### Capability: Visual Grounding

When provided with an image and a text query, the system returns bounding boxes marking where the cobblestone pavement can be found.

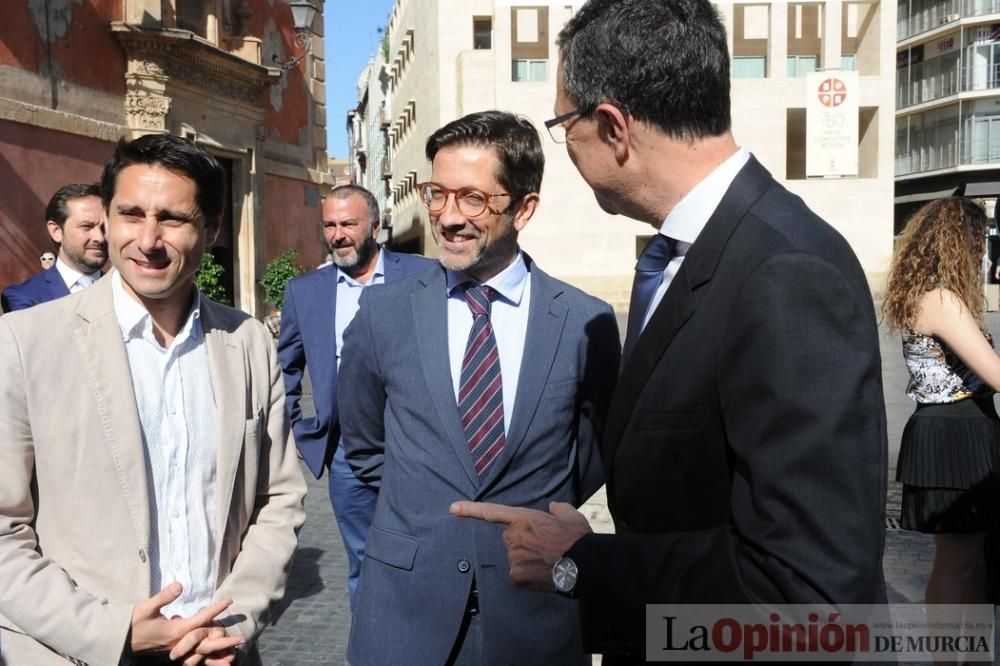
[259,312,1000,664]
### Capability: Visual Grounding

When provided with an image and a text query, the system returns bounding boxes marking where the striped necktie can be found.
[458,284,505,476]
[622,234,674,362]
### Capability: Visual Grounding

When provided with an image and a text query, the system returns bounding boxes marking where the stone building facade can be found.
[0,0,330,314]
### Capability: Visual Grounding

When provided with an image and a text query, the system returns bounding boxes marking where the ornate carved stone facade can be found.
[112,22,278,137]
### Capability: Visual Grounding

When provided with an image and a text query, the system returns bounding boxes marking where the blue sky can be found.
[324,0,397,159]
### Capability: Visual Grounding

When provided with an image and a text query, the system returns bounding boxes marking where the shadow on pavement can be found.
[268,546,326,626]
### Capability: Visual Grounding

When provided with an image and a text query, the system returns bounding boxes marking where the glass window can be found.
[473,17,492,50]
[786,55,818,77]
[733,56,767,78]
[512,59,547,82]
[841,55,857,71]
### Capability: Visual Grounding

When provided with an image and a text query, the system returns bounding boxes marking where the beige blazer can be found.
[0,276,306,665]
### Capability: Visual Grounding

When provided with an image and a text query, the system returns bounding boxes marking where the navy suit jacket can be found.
[1,266,70,313]
[339,257,621,665]
[566,157,887,661]
[276,248,434,479]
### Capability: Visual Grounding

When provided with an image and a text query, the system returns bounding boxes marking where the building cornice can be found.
[0,96,123,143]
[110,22,281,108]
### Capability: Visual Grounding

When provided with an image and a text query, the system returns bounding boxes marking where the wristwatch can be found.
[552,556,578,597]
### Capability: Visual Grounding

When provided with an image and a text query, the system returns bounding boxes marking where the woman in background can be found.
[883,197,1000,614]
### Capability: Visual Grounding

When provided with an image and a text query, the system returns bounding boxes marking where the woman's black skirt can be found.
[896,396,1000,534]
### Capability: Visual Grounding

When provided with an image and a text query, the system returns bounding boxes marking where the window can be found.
[733,56,767,78]
[841,55,857,71]
[473,17,492,50]
[510,7,549,82]
[786,55,818,77]
[513,59,547,82]
[734,5,770,78]
[788,3,822,77]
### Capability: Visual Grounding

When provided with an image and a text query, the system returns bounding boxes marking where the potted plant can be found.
[258,249,302,337]
[194,251,231,305]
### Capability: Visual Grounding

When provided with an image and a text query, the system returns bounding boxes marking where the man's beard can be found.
[332,235,377,274]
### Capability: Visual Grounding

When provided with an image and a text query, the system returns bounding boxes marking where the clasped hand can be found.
[129,582,244,665]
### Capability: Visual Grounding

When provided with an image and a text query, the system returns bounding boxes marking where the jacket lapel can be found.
[604,157,776,464]
[73,278,150,554]
[45,266,70,300]
[412,268,481,493]
[201,301,249,538]
[477,261,567,495]
[303,268,338,411]
[382,248,404,283]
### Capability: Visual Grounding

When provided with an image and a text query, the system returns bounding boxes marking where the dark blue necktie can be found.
[622,234,674,362]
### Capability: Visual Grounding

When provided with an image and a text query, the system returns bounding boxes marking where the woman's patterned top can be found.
[902,329,993,404]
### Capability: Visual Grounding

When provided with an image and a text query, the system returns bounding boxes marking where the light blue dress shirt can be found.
[335,250,386,371]
[445,251,531,436]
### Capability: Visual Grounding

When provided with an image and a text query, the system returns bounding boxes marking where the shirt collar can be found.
[659,147,750,247]
[55,256,99,289]
[446,250,528,306]
[111,270,203,348]
[337,247,385,287]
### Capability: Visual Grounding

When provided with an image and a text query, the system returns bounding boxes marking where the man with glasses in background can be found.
[338,110,620,665]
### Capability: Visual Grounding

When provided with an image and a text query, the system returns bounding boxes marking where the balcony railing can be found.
[898,0,1000,41]
[897,63,1000,108]
[896,136,1000,175]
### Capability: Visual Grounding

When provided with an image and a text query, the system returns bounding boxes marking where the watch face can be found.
[552,557,578,593]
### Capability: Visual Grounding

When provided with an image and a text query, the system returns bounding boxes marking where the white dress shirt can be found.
[55,256,100,293]
[335,250,386,371]
[446,252,531,435]
[641,147,751,332]
[112,271,218,619]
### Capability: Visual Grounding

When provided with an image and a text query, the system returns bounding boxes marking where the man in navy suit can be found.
[453,1,887,663]
[276,184,432,608]
[2,183,107,312]
[339,111,620,664]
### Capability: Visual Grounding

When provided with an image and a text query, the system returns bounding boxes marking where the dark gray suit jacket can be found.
[339,257,620,665]
[567,157,888,661]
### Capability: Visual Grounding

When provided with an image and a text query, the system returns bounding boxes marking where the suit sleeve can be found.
[568,252,886,654]
[575,304,620,502]
[339,292,387,488]
[0,317,135,665]
[215,329,307,642]
[275,283,309,444]
[1,287,32,313]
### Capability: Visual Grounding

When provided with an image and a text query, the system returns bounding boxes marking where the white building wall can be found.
[374,0,896,300]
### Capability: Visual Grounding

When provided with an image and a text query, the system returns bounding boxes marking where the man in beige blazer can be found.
[0,134,306,665]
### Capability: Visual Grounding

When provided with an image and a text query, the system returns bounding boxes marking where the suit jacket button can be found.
[139,548,147,563]
[457,559,471,573]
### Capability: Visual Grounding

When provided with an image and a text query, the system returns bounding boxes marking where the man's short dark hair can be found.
[45,183,101,228]
[557,0,731,141]
[100,134,226,224]
[326,184,380,230]
[425,110,544,210]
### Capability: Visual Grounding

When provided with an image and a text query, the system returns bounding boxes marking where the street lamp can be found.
[273,1,317,71]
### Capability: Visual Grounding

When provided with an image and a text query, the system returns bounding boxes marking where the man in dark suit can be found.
[277,184,432,608]
[452,0,888,661]
[2,183,107,312]
[339,111,620,664]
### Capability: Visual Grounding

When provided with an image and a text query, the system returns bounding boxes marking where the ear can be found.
[47,220,63,245]
[594,102,630,163]
[370,219,380,239]
[205,217,222,247]
[511,193,540,233]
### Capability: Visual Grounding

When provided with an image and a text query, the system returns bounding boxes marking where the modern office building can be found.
[351,0,896,300]
[895,0,1000,231]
